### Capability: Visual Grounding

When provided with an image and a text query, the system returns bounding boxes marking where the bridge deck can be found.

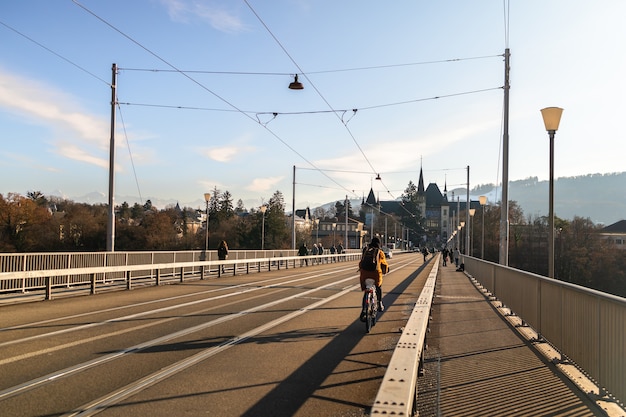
[416,260,607,416]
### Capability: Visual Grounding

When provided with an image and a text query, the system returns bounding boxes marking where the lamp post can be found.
[479,196,487,259]
[541,107,564,278]
[204,193,211,255]
[260,205,268,251]
[460,221,465,254]
[469,208,476,256]
[332,222,337,246]
[314,218,319,244]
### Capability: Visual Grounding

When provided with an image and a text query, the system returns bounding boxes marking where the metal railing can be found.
[0,249,361,301]
[464,256,626,408]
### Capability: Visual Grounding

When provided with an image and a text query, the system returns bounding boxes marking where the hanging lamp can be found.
[288,74,303,90]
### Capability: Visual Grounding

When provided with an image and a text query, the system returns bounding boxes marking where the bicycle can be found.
[361,278,378,333]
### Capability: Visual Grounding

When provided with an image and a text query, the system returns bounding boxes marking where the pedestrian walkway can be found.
[417,259,609,417]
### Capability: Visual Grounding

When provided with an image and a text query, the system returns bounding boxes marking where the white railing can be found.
[371,254,440,416]
[0,250,361,300]
[464,256,626,409]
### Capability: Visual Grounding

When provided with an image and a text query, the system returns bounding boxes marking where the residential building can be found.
[598,220,626,250]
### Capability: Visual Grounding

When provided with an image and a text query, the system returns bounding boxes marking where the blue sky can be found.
[1,1,625,212]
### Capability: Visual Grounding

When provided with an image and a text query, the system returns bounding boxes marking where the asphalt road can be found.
[0,252,432,417]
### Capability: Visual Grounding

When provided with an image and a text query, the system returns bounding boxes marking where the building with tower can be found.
[362,167,478,249]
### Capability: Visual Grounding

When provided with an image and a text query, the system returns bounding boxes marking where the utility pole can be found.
[106,63,117,252]
[292,165,296,250]
[466,166,470,256]
[500,48,511,266]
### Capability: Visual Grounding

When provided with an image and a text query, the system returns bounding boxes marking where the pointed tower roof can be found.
[417,166,425,194]
[365,188,377,205]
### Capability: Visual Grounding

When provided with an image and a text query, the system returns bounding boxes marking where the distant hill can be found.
[506,172,625,226]
[450,172,625,226]
[378,172,625,227]
[49,172,624,227]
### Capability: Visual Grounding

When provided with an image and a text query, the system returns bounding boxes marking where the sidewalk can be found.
[416,259,606,417]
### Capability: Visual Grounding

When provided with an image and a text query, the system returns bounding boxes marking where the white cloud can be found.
[204,144,256,162]
[245,176,284,192]
[1,150,60,172]
[55,143,108,168]
[206,146,238,162]
[161,0,247,33]
[0,70,108,146]
[0,68,114,169]
[317,118,499,175]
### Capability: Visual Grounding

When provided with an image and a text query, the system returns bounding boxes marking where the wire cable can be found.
[72,0,359,199]
[118,54,502,76]
[116,101,143,204]
[0,19,110,86]
[116,86,501,116]
[243,0,380,180]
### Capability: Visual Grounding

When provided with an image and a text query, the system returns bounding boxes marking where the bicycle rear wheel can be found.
[365,291,377,333]
[370,292,378,327]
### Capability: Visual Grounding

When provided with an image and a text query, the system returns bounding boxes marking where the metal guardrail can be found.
[0,249,361,301]
[464,256,626,408]
[371,253,440,416]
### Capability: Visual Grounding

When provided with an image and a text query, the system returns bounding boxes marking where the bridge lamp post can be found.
[315,218,320,244]
[260,205,268,251]
[204,193,211,256]
[332,222,337,245]
[541,107,563,279]
[479,196,487,259]
[469,208,476,256]
[460,221,465,254]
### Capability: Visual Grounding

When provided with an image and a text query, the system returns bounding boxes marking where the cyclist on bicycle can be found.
[359,237,389,314]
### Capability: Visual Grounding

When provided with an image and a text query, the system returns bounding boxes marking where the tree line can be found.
[468,201,625,298]
[0,189,294,253]
[1,186,624,298]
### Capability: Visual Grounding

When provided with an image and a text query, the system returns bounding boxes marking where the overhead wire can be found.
[118,54,501,76]
[243,0,380,182]
[242,2,503,203]
[116,102,143,204]
[115,86,502,117]
[71,0,359,199]
[7,2,504,209]
[0,19,110,87]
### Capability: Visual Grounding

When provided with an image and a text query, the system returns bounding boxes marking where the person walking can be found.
[298,243,308,266]
[454,247,460,267]
[337,242,344,261]
[442,247,448,266]
[217,240,229,273]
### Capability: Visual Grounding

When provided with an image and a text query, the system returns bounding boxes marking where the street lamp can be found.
[460,221,465,254]
[314,218,320,244]
[469,208,476,256]
[204,193,211,255]
[479,195,487,259]
[260,205,268,251]
[541,106,564,278]
[332,222,337,246]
